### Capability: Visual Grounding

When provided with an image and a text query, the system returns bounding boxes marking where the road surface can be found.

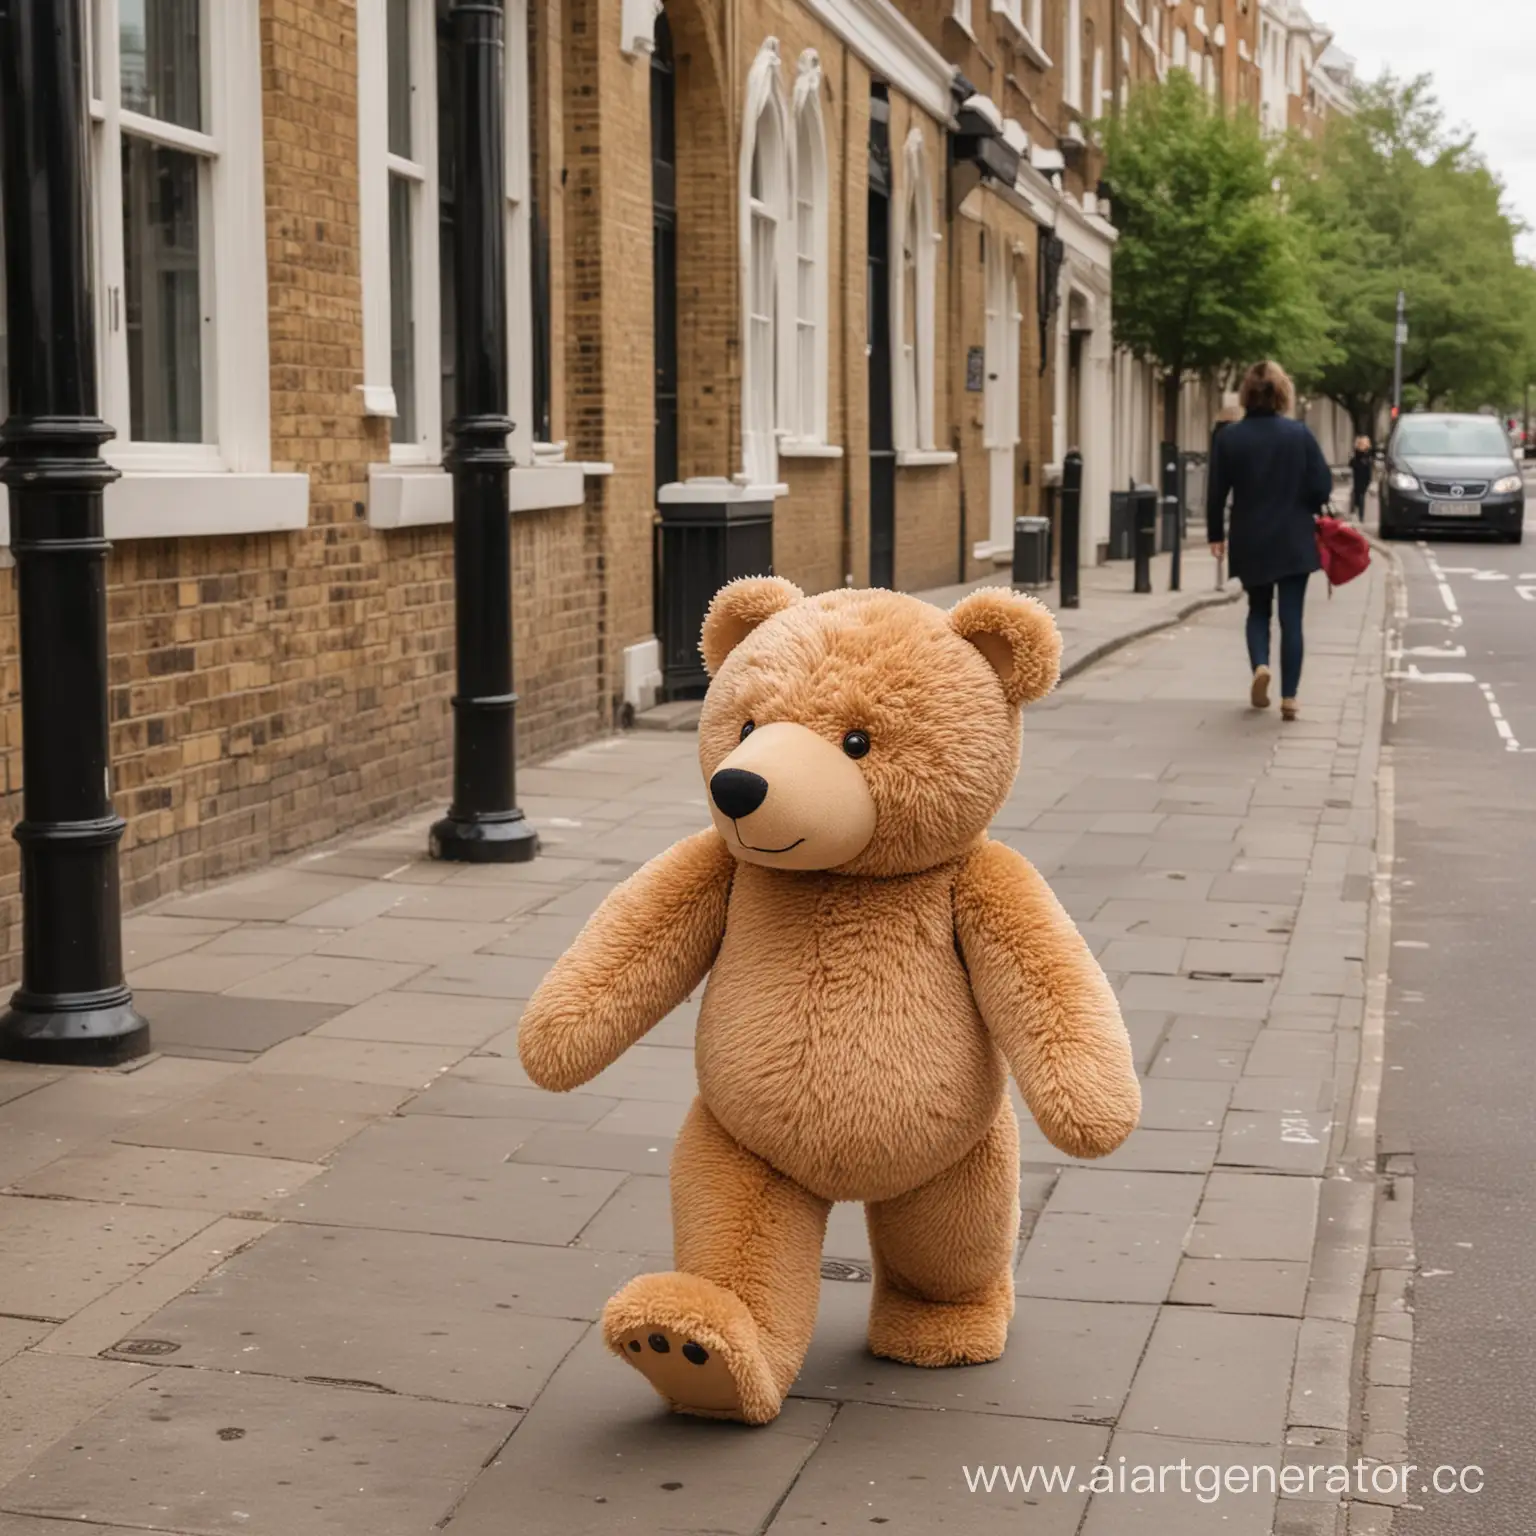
[1382,483,1536,1532]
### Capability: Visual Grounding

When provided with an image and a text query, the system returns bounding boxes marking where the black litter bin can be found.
[1108,490,1133,560]
[1012,516,1051,590]
[655,480,774,700]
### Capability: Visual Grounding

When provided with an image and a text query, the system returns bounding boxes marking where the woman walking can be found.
[1206,360,1334,722]
[1349,436,1374,520]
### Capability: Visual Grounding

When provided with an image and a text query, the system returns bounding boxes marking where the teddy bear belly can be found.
[694,964,1008,1205]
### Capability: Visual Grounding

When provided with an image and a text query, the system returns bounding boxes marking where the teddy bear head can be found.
[696,578,1062,879]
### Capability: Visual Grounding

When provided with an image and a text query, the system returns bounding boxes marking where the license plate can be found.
[1428,500,1481,517]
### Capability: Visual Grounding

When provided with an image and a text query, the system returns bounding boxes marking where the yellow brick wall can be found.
[0,0,604,979]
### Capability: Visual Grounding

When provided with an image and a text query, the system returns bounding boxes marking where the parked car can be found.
[1380,413,1527,544]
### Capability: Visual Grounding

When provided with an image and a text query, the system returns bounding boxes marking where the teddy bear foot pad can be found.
[603,1271,784,1424]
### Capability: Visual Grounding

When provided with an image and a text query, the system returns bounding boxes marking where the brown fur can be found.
[520,581,1141,1424]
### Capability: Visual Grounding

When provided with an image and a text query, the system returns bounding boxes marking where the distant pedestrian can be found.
[1349,435,1373,520]
[1206,360,1333,723]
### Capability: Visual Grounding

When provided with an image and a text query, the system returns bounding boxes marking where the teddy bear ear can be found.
[949,588,1062,706]
[700,576,807,677]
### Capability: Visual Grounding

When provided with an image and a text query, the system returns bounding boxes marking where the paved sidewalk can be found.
[0,563,1385,1536]
[640,550,1239,729]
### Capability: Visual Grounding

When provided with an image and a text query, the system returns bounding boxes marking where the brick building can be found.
[0,0,1356,981]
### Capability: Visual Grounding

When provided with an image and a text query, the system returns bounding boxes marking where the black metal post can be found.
[1132,484,1156,595]
[1059,450,1082,609]
[430,0,537,864]
[0,0,147,1063]
[1162,440,1181,592]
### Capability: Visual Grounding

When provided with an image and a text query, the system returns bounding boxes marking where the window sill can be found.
[991,5,1053,70]
[368,462,589,528]
[0,471,310,549]
[778,441,845,460]
[896,449,959,468]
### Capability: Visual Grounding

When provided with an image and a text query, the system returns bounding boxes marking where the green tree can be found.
[1103,70,1326,444]
[1288,76,1533,427]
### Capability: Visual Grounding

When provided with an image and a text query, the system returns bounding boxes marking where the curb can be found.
[1057,584,1242,683]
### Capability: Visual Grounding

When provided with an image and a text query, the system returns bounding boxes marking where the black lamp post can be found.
[0,0,148,1062]
[429,0,538,864]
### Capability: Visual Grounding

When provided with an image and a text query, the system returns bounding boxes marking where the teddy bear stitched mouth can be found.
[731,827,806,855]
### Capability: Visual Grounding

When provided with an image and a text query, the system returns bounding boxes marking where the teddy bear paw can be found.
[867,1272,1014,1369]
[602,1271,783,1424]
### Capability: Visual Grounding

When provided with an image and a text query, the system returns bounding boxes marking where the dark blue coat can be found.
[1206,412,1333,587]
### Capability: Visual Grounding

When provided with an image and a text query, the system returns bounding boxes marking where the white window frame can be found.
[1064,0,1083,108]
[0,0,308,545]
[892,127,937,456]
[785,50,831,452]
[739,39,792,489]
[1173,25,1188,69]
[358,0,584,525]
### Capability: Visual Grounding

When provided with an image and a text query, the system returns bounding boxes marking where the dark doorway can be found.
[867,84,895,588]
[1067,328,1084,453]
[651,13,678,492]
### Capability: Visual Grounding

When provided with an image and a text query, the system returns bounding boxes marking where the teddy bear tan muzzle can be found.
[707,721,877,870]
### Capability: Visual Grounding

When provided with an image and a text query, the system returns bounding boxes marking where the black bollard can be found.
[430,0,538,865]
[1059,450,1082,609]
[1162,441,1182,593]
[1132,483,1156,594]
[0,0,148,1063]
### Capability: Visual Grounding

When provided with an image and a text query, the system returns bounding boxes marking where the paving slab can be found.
[443,1329,834,1536]
[1079,1431,1283,1535]
[506,1125,677,1175]
[13,1143,321,1216]
[1,1370,515,1536]
[246,1034,466,1088]
[1186,1173,1322,1262]
[130,991,344,1058]
[1017,1210,1191,1304]
[309,990,513,1047]
[112,1073,407,1161]
[797,1280,1156,1424]
[276,1115,625,1243]
[223,954,425,1005]
[1119,1308,1300,1444]
[768,1399,1105,1533]
[130,1222,639,1406]
[0,1355,156,1490]
[0,1197,214,1320]
[1170,1257,1311,1317]
[398,953,553,1000]
[1218,1109,1332,1175]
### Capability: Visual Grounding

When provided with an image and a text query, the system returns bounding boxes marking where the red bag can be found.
[1315,515,1370,591]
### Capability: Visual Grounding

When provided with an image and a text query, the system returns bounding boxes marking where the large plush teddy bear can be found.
[518,578,1140,1424]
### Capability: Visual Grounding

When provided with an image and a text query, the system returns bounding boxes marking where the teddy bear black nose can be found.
[711,767,769,820]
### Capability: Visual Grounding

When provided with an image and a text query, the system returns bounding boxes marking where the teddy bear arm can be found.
[518,828,735,1092]
[954,840,1141,1159]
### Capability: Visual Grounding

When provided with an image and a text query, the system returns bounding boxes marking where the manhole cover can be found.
[113,1339,181,1357]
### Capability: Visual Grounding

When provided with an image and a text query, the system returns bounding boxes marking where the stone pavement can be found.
[0,562,1387,1536]
[639,550,1240,730]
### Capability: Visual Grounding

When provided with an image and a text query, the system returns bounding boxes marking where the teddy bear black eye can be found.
[842,730,870,759]
[740,720,755,741]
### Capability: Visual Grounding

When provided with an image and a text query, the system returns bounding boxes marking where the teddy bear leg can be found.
[602,1097,830,1424]
[864,1098,1020,1368]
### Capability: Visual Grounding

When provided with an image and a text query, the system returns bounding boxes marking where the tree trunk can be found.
[1162,371,1181,448]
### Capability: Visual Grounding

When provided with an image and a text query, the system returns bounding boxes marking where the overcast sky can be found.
[1319,0,1536,261]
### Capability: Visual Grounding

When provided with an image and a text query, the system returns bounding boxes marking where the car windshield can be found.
[1395,418,1510,458]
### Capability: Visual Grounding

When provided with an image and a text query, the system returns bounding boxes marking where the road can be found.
[1381,478,1536,1532]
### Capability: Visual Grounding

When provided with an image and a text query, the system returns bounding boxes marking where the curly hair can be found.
[1238,360,1295,417]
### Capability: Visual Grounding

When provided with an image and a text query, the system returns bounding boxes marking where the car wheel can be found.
[1378,524,1398,542]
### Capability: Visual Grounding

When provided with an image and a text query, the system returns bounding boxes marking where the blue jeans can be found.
[1246,573,1309,699]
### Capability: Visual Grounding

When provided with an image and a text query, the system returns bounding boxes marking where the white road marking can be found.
[1478,681,1521,752]
[1387,666,1475,683]
[1518,586,1536,602]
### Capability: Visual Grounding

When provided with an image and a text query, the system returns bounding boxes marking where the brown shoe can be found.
[1281,699,1298,722]
[1250,666,1272,710]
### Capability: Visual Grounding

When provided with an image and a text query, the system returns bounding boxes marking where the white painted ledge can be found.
[778,441,845,460]
[660,477,785,505]
[0,471,310,546]
[896,449,959,468]
[367,461,587,528]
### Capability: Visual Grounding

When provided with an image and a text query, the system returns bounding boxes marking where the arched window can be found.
[893,128,936,453]
[740,39,790,486]
[789,50,829,445]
